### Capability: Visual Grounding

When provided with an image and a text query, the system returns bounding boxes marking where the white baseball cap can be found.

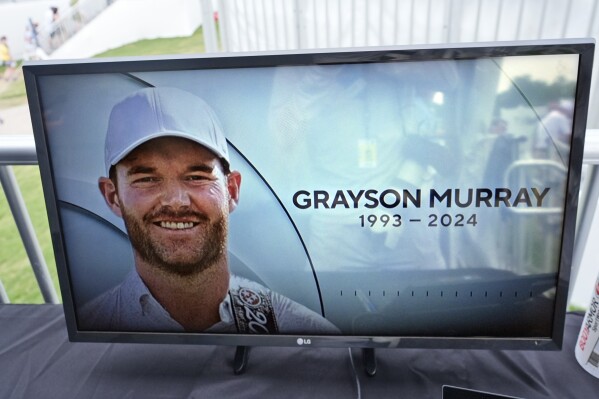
[104,86,229,176]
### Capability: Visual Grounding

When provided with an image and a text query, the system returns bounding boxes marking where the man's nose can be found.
[160,181,191,208]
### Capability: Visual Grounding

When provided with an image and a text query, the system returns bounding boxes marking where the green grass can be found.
[0,63,26,108]
[0,26,207,107]
[0,80,27,108]
[0,27,208,303]
[94,26,206,58]
[0,166,58,303]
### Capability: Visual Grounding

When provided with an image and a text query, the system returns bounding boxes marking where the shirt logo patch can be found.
[238,287,262,307]
[229,286,279,334]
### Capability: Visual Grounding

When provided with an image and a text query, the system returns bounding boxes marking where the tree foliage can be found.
[496,75,576,109]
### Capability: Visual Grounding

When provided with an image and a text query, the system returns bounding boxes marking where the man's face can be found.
[99,137,240,276]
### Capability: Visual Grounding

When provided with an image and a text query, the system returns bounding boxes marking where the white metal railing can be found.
[213,0,598,52]
[36,0,119,55]
[0,136,58,304]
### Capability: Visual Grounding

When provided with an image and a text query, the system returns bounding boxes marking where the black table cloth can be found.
[1,305,598,398]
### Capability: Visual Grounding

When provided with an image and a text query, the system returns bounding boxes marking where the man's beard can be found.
[121,206,228,277]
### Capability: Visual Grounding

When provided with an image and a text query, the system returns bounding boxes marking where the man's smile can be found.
[157,221,198,230]
[145,209,208,232]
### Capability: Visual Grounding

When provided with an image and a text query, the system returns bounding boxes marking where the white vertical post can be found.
[250,0,261,50]
[537,0,549,38]
[515,0,525,40]
[0,280,9,304]
[444,0,454,42]
[217,0,230,52]
[351,0,356,46]
[409,0,415,45]
[324,0,330,48]
[271,0,281,49]
[201,0,219,52]
[394,0,400,44]
[426,0,432,43]
[364,0,370,45]
[494,0,504,41]
[587,0,599,36]
[293,0,307,49]
[561,0,573,37]
[474,0,482,41]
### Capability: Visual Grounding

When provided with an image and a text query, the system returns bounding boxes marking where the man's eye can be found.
[187,175,210,181]
[133,176,160,184]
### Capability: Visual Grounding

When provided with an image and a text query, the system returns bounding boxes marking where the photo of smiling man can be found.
[79,86,339,335]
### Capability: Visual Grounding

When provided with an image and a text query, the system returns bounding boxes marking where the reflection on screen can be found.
[264,55,577,334]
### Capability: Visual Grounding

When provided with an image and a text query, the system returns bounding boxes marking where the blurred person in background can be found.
[23,19,48,61]
[0,36,18,81]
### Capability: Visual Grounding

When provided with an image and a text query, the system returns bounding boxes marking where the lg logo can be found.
[297,338,311,345]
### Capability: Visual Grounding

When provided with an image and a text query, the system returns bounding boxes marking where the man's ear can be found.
[98,177,123,217]
[227,171,242,213]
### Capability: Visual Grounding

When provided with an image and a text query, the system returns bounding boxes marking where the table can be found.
[1,305,598,398]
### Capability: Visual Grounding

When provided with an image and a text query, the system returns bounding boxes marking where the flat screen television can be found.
[23,39,594,358]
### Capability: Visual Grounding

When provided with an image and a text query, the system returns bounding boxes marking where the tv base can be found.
[233,345,377,376]
[233,346,250,375]
[362,348,377,376]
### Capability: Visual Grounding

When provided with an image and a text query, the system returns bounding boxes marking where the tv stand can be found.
[233,346,250,374]
[362,348,377,376]
[234,346,377,376]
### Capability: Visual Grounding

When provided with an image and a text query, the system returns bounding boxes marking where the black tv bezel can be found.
[23,38,594,350]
